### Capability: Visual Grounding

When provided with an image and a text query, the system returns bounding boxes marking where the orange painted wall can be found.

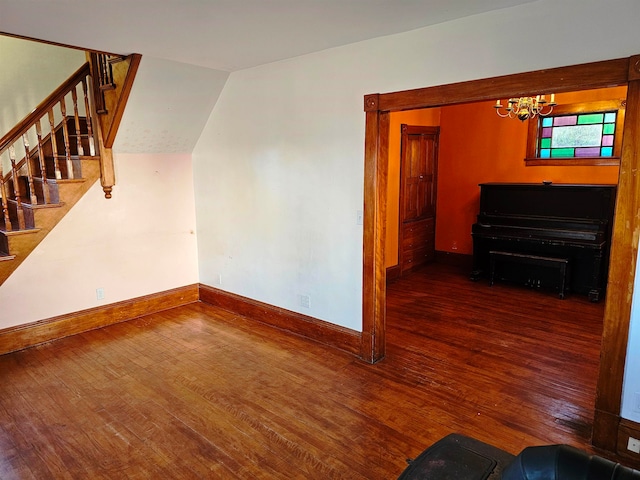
[435,87,625,256]
[385,87,625,267]
[386,109,441,268]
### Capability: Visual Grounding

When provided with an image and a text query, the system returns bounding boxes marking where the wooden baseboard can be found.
[435,250,473,269]
[593,408,621,452]
[386,252,472,283]
[0,284,199,355]
[386,265,401,283]
[616,418,640,468]
[199,283,361,356]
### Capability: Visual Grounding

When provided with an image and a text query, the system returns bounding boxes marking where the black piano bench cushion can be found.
[502,444,640,480]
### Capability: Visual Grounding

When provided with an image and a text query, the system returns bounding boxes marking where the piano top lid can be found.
[478,182,617,188]
[477,182,617,221]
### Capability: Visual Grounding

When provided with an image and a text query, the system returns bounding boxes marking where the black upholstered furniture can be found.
[398,434,640,480]
[502,444,640,480]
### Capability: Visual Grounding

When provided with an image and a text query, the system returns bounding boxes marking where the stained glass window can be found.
[538,111,617,158]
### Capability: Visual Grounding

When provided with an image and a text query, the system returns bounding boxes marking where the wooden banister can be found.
[0,50,140,233]
[0,60,111,236]
[0,63,90,153]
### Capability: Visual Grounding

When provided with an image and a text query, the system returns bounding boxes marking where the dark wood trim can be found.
[525,158,620,167]
[378,57,630,112]
[629,55,640,82]
[524,98,625,165]
[363,53,638,455]
[386,264,401,283]
[617,419,640,468]
[0,63,90,153]
[593,77,640,450]
[0,31,116,55]
[0,284,199,355]
[361,102,389,363]
[91,53,142,149]
[593,409,621,453]
[435,251,474,269]
[199,284,361,356]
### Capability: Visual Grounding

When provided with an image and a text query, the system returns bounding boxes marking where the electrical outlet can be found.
[356,210,363,225]
[96,288,105,300]
[628,437,640,454]
[299,294,311,309]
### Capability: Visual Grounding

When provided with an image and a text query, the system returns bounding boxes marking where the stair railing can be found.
[0,62,101,232]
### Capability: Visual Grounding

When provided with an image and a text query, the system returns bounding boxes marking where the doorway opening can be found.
[361,54,640,453]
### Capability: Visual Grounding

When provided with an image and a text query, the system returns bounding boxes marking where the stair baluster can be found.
[58,99,74,179]
[8,146,26,230]
[71,87,84,156]
[0,162,10,232]
[81,78,95,156]
[34,120,51,205]
[21,135,37,205]
[47,110,62,180]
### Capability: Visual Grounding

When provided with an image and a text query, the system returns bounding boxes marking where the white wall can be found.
[622,246,640,422]
[0,36,85,135]
[193,0,640,332]
[115,56,228,154]
[0,152,199,328]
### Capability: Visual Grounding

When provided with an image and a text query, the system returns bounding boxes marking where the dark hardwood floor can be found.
[0,262,606,479]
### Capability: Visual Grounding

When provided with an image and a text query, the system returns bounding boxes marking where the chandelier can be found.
[494,94,556,121]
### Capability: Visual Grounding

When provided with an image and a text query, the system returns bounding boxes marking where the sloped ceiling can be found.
[0,0,538,72]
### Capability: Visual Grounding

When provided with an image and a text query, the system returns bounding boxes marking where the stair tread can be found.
[0,226,41,235]
[7,197,64,209]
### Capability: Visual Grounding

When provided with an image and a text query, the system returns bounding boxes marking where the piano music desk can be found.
[489,250,570,299]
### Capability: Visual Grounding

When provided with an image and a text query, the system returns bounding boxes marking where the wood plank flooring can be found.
[0,263,607,479]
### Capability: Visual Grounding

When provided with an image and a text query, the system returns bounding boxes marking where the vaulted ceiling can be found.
[0,0,538,71]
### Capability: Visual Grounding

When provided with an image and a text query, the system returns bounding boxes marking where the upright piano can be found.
[470,183,617,301]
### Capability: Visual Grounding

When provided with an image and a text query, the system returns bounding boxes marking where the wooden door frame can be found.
[398,124,440,275]
[361,54,640,453]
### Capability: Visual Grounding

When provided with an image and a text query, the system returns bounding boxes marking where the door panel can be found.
[399,125,439,274]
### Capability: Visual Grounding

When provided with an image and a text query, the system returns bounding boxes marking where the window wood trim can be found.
[525,99,626,166]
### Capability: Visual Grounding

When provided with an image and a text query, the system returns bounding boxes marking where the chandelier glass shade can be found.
[494,94,557,121]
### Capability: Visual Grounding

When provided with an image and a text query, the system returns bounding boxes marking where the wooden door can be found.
[399,124,439,275]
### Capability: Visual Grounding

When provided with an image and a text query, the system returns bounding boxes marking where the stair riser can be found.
[0,233,9,255]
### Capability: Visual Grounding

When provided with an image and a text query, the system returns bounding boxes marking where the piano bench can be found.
[489,250,570,299]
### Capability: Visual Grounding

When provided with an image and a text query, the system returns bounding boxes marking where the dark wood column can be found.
[593,56,640,451]
[361,94,389,363]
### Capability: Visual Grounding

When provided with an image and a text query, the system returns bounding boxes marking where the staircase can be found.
[0,53,140,287]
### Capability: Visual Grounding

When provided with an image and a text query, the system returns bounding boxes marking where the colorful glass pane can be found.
[552,125,603,147]
[577,113,604,124]
[535,109,618,160]
[575,147,602,157]
[602,135,614,147]
[554,115,577,126]
[551,148,575,157]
